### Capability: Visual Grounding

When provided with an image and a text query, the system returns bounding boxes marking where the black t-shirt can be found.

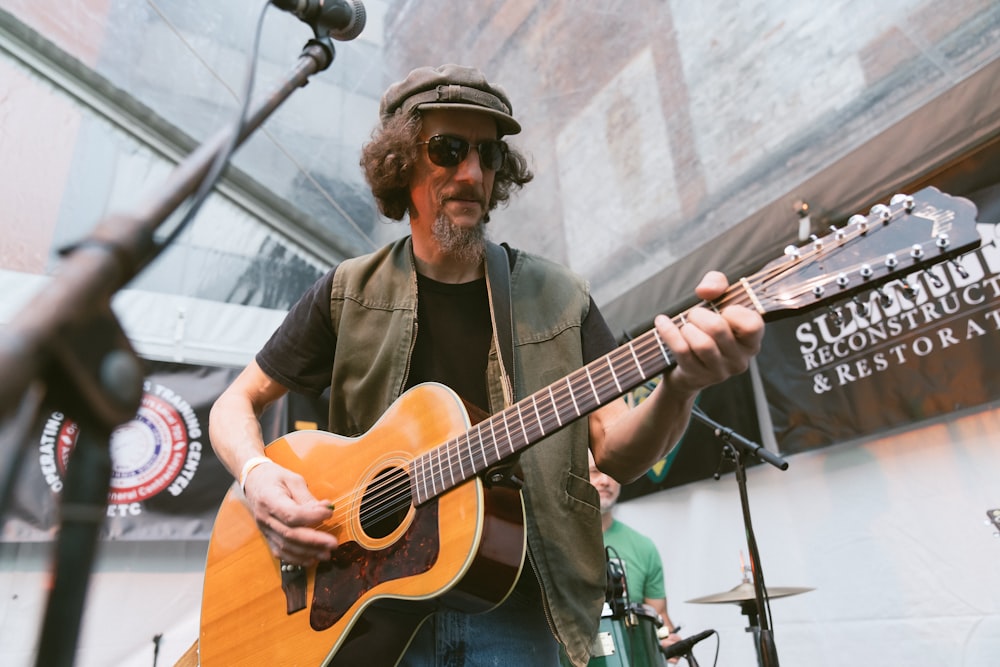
[256,261,618,414]
[408,272,493,411]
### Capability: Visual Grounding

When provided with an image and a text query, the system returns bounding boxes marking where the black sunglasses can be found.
[418,135,507,171]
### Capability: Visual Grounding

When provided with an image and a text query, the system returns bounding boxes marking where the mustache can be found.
[441,188,487,206]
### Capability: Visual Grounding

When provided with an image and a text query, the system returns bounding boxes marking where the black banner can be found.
[758,224,1000,454]
[3,360,281,541]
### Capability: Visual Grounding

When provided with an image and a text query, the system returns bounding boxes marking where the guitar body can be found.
[198,384,526,666]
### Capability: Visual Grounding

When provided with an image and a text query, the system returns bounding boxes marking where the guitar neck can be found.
[409,286,754,505]
[410,187,983,505]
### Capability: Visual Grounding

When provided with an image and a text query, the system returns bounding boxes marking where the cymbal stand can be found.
[690,405,788,667]
[737,599,767,667]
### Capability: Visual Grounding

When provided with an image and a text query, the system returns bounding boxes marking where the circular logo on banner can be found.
[37,381,204,511]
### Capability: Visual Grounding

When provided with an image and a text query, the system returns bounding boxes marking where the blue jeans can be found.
[398,570,561,667]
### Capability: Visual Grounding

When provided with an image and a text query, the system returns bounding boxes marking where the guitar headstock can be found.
[749,186,982,321]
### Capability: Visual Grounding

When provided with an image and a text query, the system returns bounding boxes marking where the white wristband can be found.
[239,456,273,494]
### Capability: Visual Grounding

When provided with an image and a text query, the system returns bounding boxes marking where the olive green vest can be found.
[327,237,605,666]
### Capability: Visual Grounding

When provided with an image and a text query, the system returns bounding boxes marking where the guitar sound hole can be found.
[359,466,412,539]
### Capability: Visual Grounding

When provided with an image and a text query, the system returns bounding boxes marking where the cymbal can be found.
[687,581,814,604]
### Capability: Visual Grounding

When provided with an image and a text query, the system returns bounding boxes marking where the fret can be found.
[425,455,435,503]
[445,441,457,488]
[628,342,646,378]
[424,454,433,503]
[548,385,562,426]
[516,403,529,446]
[565,377,580,416]
[489,416,501,463]
[456,436,469,481]
[501,411,513,459]
[531,394,544,436]
[653,331,672,366]
[462,439,473,481]
[427,449,439,499]
[608,354,623,394]
[480,421,497,466]
[412,455,423,505]
[466,430,482,473]
[584,366,600,404]
[436,447,446,495]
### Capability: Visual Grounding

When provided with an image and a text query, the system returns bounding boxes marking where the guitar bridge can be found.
[280,561,307,614]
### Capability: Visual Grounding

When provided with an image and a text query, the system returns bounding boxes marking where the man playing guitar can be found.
[207,63,763,666]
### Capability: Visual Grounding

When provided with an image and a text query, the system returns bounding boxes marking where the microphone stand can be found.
[690,405,787,667]
[0,33,340,667]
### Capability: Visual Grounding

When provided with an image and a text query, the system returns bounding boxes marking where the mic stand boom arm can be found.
[690,405,787,667]
[0,36,338,667]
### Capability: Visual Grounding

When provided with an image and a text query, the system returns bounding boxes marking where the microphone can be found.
[605,556,628,617]
[272,0,367,41]
[660,629,714,660]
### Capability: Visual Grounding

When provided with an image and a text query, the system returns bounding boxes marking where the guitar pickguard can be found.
[310,500,440,630]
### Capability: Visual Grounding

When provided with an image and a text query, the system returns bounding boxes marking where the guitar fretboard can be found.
[410,320,693,505]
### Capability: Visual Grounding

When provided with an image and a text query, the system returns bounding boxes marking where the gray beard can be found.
[431,214,486,264]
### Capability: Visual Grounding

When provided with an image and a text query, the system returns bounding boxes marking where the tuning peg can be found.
[848,214,869,233]
[784,245,801,259]
[876,287,893,308]
[827,306,844,326]
[852,296,870,318]
[949,258,969,279]
[899,280,919,299]
[870,204,892,222]
[885,253,899,269]
[910,244,925,259]
[889,193,915,211]
[936,232,951,249]
[925,269,944,288]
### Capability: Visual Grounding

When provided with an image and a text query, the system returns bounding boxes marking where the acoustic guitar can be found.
[194,187,981,666]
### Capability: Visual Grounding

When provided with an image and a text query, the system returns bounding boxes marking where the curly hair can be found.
[360,111,534,221]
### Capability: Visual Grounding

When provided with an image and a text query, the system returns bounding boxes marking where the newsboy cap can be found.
[379,64,521,136]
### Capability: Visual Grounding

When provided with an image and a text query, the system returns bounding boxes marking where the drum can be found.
[587,603,667,667]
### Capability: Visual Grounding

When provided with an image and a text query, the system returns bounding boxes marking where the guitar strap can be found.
[485,241,516,407]
[484,241,524,490]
